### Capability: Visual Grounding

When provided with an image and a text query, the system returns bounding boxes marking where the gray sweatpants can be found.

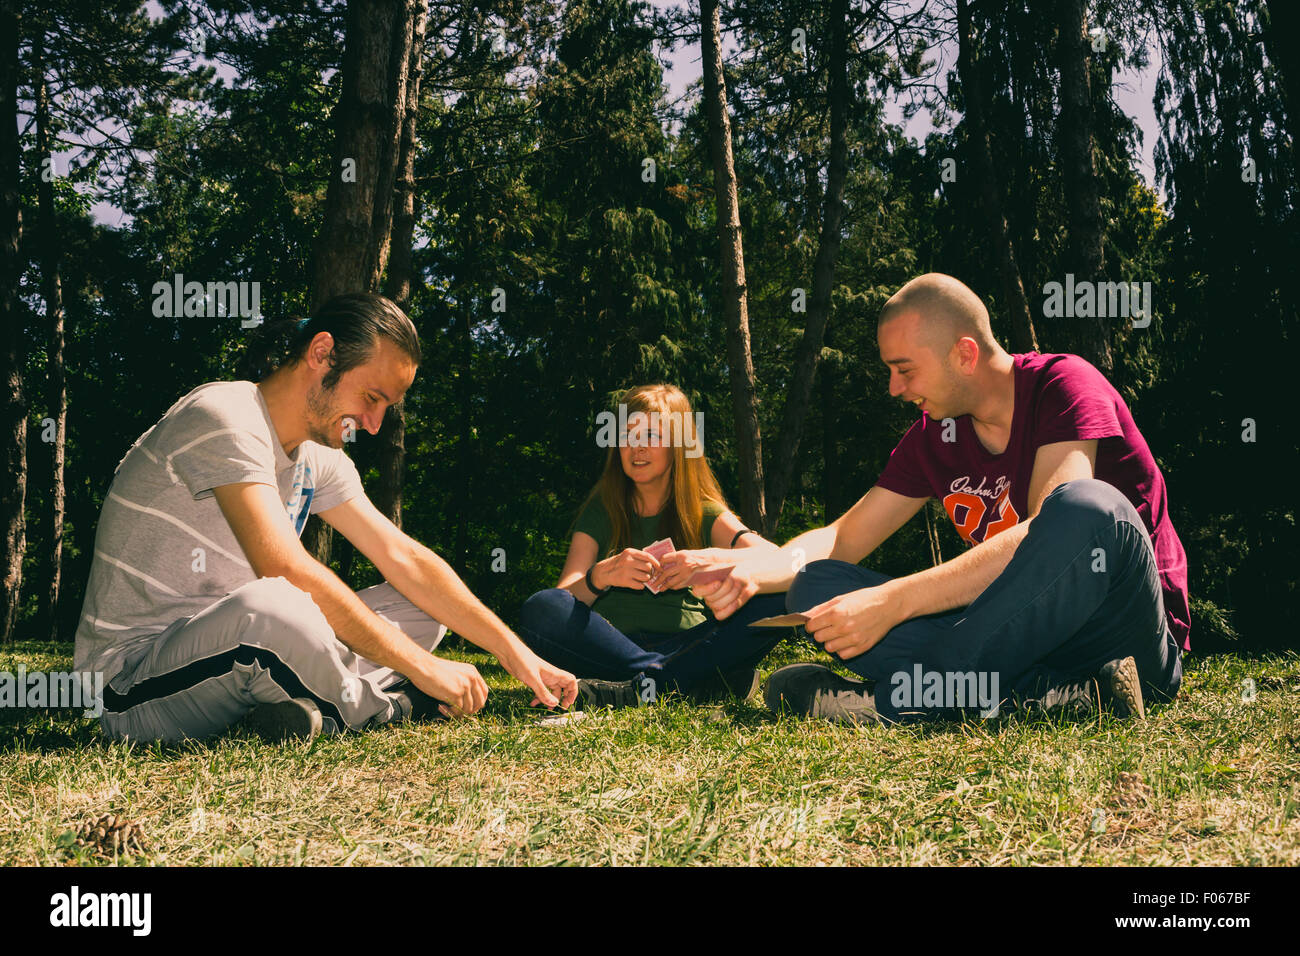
[100,576,447,743]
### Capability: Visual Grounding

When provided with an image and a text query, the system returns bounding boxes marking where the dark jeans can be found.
[785,478,1184,723]
[517,588,790,695]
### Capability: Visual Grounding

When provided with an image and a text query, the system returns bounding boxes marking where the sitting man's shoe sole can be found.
[764,663,883,726]
[243,697,323,743]
[1100,655,1145,720]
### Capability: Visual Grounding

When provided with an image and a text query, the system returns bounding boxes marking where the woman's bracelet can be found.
[729,528,753,548]
[586,564,610,595]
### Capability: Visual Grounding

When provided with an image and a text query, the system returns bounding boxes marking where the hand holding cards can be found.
[643,538,675,593]
[645,544,734,594]
[597,545,670,590]
[686,565,733,590]
[642,542,741,597]
[683,564,760,622]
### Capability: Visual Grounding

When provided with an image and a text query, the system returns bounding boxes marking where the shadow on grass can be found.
[0,681,1191,753]
[0,683,582,755]
[0,712,108,752]
[1,643,1281,756]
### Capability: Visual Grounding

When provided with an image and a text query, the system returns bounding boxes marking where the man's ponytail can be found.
[237,317,314,382]
[235,293,420,384]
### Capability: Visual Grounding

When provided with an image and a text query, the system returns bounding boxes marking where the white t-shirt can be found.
[74,381,364,683]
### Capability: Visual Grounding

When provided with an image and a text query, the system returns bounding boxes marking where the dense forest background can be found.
[2,0,1295,653]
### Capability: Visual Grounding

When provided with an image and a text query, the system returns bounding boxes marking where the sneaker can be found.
[1100,656,1146,720]
[1027,656,1145,721]
[385,678,450,722]
[577,674,657,710]
[763,663,884,726]
[686,666,761,704]
[243,697,324,743]
[1026,677,1102,717]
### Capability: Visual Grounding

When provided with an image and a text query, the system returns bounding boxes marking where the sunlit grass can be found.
[2,640,1296,865]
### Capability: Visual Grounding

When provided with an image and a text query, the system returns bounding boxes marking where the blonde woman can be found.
[518,385,789,708]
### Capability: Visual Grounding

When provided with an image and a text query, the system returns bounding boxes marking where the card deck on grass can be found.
[534,710,595,727]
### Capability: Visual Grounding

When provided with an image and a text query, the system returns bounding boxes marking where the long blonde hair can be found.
[582,384,728,556]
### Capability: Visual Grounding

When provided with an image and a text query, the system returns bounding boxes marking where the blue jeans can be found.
[785,479,1184,723]
[517,588,790,694]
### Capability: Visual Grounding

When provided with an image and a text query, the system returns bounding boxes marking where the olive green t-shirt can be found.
[575,497,725,637]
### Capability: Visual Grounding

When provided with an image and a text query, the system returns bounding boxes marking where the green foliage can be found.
[10,0,1296,651]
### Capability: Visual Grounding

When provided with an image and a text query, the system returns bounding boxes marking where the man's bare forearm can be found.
[891,519,1030,619]
[278,557,439,682]
[738,525,842,592]
[384,540,523,661]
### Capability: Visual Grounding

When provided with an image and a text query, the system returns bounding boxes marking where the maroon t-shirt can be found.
[876,352,1191,651]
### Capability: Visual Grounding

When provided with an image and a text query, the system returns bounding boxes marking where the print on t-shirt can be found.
[943,474,1022,543]
[285,461,315,536]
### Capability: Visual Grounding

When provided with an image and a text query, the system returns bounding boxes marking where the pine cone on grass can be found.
[71,813,150,857]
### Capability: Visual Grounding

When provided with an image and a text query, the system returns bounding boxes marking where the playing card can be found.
[749,612,811,627]
[643,538,675,593]
[687,566,733,589]
[644,538,675,559]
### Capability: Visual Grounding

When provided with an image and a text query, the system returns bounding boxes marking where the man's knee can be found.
[226,576,334,650]
[787,559,869,613]
[1039,478,1140,529]
[519,588,577,635]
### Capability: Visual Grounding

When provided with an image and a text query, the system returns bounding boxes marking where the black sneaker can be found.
[686,666,761,703]
[243,697,324,743]
[1026,677,1102,717]
[763,663,883,726]
[1026,656,1145,720]
[385,678,450,722]
[577,674,656,710]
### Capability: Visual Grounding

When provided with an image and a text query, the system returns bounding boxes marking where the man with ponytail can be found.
[75,292,577,743]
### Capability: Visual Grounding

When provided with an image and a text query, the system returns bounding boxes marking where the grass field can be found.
[2,640,1297,866]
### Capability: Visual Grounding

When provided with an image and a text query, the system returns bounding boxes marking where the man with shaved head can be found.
[692,273,1187,725]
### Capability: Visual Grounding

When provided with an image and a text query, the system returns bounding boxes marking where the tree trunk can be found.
[454,293,472,572]
[311,0,413,306]
[924,500,944,567]
[0,6,26,643]
[818,363,841,523]
[700,0,765,531]
[1262,0,1300,150]
[374,0,427,531]
[34,34,67,641]
[800,139,822,236]
[303,0,415,563]
[956,0,1039,354]
[1055,0,1112,371]
[765,0,851,535]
